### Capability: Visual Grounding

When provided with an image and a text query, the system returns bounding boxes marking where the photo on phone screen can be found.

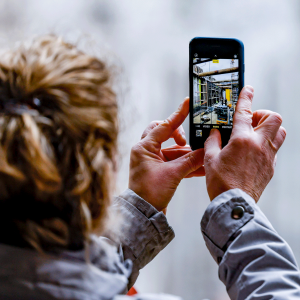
[193,57,238,126]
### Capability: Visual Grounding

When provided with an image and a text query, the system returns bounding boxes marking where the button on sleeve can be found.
[231,205,245,219]
[201,189,255,262]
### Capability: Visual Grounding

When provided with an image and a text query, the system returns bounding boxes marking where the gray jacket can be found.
[0,188,299,299]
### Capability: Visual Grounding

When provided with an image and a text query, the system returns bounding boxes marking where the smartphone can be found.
[189,37,244,150]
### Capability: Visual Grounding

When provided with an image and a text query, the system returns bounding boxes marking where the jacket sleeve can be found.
[111,189,175,289]
[201,188,300,300]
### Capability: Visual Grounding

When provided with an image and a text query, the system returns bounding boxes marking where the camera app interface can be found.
[192,56,239,125]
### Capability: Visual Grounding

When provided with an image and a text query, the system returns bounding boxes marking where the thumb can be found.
[232,85,254,134]
[169,148,204,179]
[204,129,222,162]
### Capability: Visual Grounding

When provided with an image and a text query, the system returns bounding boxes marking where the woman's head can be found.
[0,35,118,251]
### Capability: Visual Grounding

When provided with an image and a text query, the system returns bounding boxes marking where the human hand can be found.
[129,98,205,212]
[204,86,286,202]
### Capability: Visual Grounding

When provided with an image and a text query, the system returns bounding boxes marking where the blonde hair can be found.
[0,35,118,251]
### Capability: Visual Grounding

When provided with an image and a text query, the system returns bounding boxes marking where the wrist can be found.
[207,174,263,203]
[128,184,167,212]
[207,179,232,201]
[209,187,260,203]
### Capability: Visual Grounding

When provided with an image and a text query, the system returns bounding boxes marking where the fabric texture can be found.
[201,188,300,300]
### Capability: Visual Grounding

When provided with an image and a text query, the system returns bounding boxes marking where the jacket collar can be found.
[0,235,132,299]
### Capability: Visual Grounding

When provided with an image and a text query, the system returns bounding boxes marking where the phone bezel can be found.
[189,37,244,150]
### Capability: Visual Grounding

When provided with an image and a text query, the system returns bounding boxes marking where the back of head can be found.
[0,35,118,252]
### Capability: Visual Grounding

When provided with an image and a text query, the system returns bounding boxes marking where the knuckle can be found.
[235,108,253,122]
[243,107,253,117]
[267,139,278,153]
[162,118,172,128]
[142,121,161,138]
[231,134,252,148]
[131,143,143,156]
[159,118,176,133]
[265,126,286,153]
[264,139,275,153]
[141,131,148,139]
[150,120,160,126]
[279,126,287,140]
[270,112,283,125]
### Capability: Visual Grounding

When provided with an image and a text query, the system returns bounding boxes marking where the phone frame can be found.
[189,37,244,150]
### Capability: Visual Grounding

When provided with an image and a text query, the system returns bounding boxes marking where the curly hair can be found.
[0,35,118,252]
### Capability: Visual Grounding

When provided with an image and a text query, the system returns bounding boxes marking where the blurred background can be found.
[1,0,299,299]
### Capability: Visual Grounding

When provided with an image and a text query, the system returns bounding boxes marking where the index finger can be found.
[161,144,192,161]
[141,121,186,146]
[232,86,254,135]
[252,110,283,141]
[146,97,189,144]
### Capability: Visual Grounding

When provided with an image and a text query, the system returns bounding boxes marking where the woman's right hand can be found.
[204,86,286,202]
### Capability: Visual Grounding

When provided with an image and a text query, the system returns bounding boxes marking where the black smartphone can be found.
[189,37,244,150]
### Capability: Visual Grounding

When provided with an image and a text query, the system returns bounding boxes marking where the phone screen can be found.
[193,57,238,127]
[189,38,244,149]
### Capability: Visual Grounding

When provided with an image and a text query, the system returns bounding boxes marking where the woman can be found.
[0,35,204,299]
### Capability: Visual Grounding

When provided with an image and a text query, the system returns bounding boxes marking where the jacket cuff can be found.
[114,189,175,261]
[201,189,255,263]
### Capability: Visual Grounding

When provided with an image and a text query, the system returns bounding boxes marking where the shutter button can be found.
[231,206,244,219]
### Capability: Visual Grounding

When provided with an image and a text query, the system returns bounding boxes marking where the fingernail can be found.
[210,129,219,136]
[245,85,254,94]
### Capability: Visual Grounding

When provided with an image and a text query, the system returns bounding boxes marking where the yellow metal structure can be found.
[225,89,231,102]
[216,119,228,125]
[199,78,201,101]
